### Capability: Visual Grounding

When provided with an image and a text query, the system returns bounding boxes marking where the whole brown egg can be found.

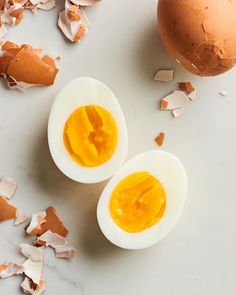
[157,0,236,76]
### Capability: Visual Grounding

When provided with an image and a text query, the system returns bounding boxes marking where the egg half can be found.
[97,150,187,250]
[48,77,128,183]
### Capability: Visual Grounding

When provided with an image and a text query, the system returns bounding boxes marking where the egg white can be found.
[48,77,128,183]
[97,150,188,250]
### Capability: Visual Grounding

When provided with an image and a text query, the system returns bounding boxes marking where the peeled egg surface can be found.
[97,150,188,250]
[48,77,128,184]
[158,0,236,76]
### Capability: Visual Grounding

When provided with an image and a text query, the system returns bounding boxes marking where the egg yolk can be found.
[110,172,166,233]
[63,105,118,167]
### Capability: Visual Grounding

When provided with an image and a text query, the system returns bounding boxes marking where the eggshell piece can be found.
[22,258,43,285]
[58,2,88,42]
[0,41,58,89]
[26,211,47,235]
[172,107,185,118]
[70,0,100,6]
[161,91,189,110]
[219,90,228,96]
[34,230,76,259]
[0,195,17,222]
[158,0,236,76]
[154,69,174,82]
[21,276,46,295]
[37,207,69,237]
[178,82,195,95]
[0,263,24,278]
[20,244,44,261]
[14,209,30,225]
[155,132,165,146]
[6,46,58,85]
[0,177,17,199]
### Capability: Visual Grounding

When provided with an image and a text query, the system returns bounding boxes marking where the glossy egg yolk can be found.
[110,172,166,233]
[64,105,118,167]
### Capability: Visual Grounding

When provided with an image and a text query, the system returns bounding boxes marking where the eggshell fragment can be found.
[70,0,100,6]
[20,244,44,261]
[26,211,47,235]
[154,69,174,82]
[21,276,46,295]
[14,209,30,225]
[161,91,189,110]
[155,132,165,146]
[219,90,228,96]
[0,177,17,199]
[58,0,89,42]
[0,41,58,90]
[172,107,185,118]
[178,82,195,94]
[188,89,197,101]
[22,259,43,285]
[0,195,17,222]
[0,263,24,278]
[26,207,68,237]
[34,230,76,259]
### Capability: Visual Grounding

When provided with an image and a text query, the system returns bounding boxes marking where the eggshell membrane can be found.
[97,150,187,250]
[48,77,128,184]
[158,0,236,76]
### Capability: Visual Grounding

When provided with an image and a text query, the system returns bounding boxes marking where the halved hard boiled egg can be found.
[97,150,187,249]
[48,77,128,183]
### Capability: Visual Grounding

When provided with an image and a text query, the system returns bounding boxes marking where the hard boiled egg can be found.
[158,0,236,76]
[97,150,187,249]
[48,77,128,183]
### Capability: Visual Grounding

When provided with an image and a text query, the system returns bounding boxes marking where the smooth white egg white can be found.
[48,77,128,184]
[97,150,188,250]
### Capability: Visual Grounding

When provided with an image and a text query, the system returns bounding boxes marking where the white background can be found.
[0,0,236,294]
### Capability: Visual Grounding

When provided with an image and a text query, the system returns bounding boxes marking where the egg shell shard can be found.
[70,0,100,6]
[36,207,69,237]
[21,276,46,295]
[161,91,189,110]
[158,0,236,76]
[0,41,58,89]
[22,259,43,285]
[26,207,68,237]
[20,244,44,261]
[154,69,174,82]
[172,107,185,118]
[97,150,188,250]
[178,82,195,94]
[58,1,89,42]
[0,177,17,199]
[34,230,76,259]
[0,195,17,222]
[14,209,30,225]
[219,90,228,96]
[154,132,165,146]
[0,263,24,278]
[48,77,128,184]
[188,89,197,101]
[26,211,47,235]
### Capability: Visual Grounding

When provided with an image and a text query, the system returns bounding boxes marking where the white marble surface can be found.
[1,0,236,294]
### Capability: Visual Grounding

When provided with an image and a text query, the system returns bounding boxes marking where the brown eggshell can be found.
[6,46,58,85]
[157,0,236,76]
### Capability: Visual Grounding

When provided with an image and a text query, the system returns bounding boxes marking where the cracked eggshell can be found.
[48,77,128,184]
[158,0,236,76]
[97,150,188,250]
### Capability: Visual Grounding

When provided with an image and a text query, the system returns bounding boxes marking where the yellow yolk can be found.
[63,105,118,167]
[110,172,166,233]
